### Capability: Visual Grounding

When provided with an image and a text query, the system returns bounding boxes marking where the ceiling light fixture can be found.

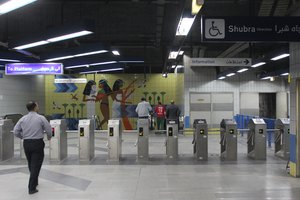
[45,50,108,62]
[169,51,179,59]
[0,58,20,62]
[171,65,176,69]
[271,53,290,61]
[176,17,195,36]
[281,72,289,76]
[0,0,37,15]
[226,73,235,77]
[218,76,226,80]
[47,30,92,42]
[100,68,123,72]
[112,50,120,56]
[237,68,248,73]
[178,51,184,55]
[251,62,266,68]
[261,76,271,80]
[65,64,89,69]
[118,60,144,63]
[79,70,100,74]
[90,61,117,66]
[14,41,49,50]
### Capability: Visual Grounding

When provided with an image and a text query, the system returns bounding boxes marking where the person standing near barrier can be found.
[135,97,152,118]
[166,100,181,124]
[155,101,166,130]
[13,101,52,195]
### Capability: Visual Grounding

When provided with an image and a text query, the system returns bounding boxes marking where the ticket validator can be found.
[247,118,266,160]
[137,119,149,160]
[107,119,122,162]
[166,119,178,159]
[274,118,290,160]
[49,119,67,162]
[0,119,14,161]
[78,119,95,163]
[220,119,237,161]
[193,119,208,161]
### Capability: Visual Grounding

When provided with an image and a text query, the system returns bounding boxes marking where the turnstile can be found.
[0,119,14,161]
[220,119,237,161]
[107,119,122,162]
[275,118,290,160]
[49,119,67,162]
[137,119,149,160]
[193,119,208,161]
[166,119,178,159]
[247,118,266,160]
[78,119,95,163]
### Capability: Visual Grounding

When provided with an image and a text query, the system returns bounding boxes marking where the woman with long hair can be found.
[82,80,97,118]
[96,79,112,129]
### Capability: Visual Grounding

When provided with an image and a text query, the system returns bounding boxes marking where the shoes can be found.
[29,189,38,195]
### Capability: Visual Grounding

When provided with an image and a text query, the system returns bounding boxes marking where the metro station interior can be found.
[1,0,300,199]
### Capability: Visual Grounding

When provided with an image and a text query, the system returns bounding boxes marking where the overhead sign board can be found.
[54,78,87,84]
[190,58,252,67]
[202,16,300,42]
[5,63,63,75]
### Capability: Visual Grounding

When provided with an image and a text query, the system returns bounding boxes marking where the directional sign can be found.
[202,16,300,42]
[190,58,252,67]
[54,78,87,84]
[5,63,63,75]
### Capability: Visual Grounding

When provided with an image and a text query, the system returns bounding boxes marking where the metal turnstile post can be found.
[193,119,208,161]
[78,119,95,163]
[247,118,266,160]
[166,119,178,159]
[49,119,67,162]
[107,119,122,162]
[220,119,237,161]
[0,119,14,161]
[275,118,290,160]
[137,119,149,160]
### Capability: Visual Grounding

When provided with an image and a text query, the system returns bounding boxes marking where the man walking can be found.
[13,101,52,194]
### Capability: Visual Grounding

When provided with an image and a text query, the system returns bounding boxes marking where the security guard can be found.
[13,101,52,194]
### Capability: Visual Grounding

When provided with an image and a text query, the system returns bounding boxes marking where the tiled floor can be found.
[0,132,297,200]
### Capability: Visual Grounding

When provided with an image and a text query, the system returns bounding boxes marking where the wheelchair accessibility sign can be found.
[205,19,225,39]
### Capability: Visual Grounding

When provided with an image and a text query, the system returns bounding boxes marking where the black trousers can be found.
[23,139,45,192]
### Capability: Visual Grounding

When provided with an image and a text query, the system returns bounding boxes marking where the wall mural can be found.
[45,74,181,130]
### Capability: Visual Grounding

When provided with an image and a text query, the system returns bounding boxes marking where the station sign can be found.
[190,58,252,67]
[202,16,300,42]
[5,63,63,75]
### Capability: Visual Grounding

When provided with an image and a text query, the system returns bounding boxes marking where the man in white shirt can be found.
[135,97,152,118]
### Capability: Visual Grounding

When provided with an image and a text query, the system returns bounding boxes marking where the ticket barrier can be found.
[49,119,67,162]
[247,118,266,160]
[193,119,208,161]
[166,119,178,159]
[136,119,149,160]
[220,119,237,161]
[78,119,95,163]
[274,118,290,160]
[107,119,122,162]
[0,119,14,161]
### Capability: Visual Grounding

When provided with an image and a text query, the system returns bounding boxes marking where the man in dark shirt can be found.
[13,101,52,195]
[166,100,181,123]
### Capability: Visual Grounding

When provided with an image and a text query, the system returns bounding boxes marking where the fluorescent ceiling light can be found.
[218,76,226,80]
[261,76,271,80]
[251,62,266,68]
[226,73,235,77]
[46,55,74,62]
[178,51,184,55]
[47,30,92,42]
[100,68,123,72]
[271,53,290,61]
[90,61,117,66]
[119,60,144,63]
[191,0,203,15]
[176,17,195,36]
[79,70,100,74]
[281,73,289,76]
[45,50,108,62]
[237,68,248,73]
[14,41,49,50]
[65,64,89,69]
[74,50,108,57]
[171,65,176,69]
[112,50,120,56]
[0,58,20,62]
[0,0,37,15]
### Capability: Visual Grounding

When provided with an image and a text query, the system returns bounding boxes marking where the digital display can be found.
[80,127,84,137]
[168,127,173,136]
[5,63,63,75]
[139,127,143,136]
[259,129,263,134]
[51,127,55,137]
[229,129,234,134]
[109,127,114,136]
[200,129,205,134]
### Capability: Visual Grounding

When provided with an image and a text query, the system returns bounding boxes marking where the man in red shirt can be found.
[155,102,166,130]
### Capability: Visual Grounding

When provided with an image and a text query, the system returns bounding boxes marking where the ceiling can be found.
[0,0,297,76]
